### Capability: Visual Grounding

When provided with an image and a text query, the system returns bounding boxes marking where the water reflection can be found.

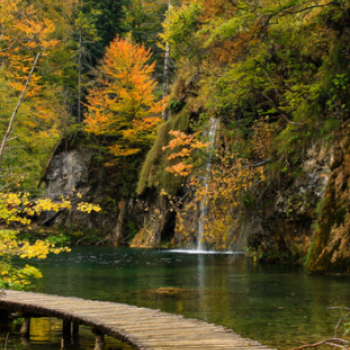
[9,247,350,350]
[197,254,208,321]
[0,317,135,350]
[167,249,245,254]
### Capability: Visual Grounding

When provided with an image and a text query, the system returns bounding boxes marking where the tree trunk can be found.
[114,201,126,246]
[77,21,82,123]
[162,0,171,121]
[0,52,41,169]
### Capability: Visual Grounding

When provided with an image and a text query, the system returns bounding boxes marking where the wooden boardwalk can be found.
[0,290,275,350]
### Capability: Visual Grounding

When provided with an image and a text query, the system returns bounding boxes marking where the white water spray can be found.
[166,249,245,255]
[197,117,218,250]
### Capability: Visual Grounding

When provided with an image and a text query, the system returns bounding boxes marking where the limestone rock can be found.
[308,131,350,273]
[42,148,118,233]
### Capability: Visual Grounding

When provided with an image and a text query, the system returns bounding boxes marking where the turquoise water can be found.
[2,247,350,350]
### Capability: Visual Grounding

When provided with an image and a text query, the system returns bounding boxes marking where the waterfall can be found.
[197,117,218,251]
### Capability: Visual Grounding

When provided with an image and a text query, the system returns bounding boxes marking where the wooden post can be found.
[94,331,105,350]
[0,309,9,321]
[20,317,31,337]
[72,321,80,345]
[62,320,71,336]
[20,336,30,347]
[73,321,79,336]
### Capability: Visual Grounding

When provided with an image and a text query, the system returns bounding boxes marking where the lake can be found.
[1,247,350,350]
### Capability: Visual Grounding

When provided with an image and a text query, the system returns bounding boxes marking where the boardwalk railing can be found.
[0,290,275,350]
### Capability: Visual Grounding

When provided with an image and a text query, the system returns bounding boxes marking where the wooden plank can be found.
[135,336,255,344]
[139,339,262,346]
[105,318,194,326]
[141,347,272,350]
[110,323,219,331]
[58,306,141,312]
[72,308,156,315]
[4,298,57,303]
[134,331,247,339]
[88,314,177,321]
[140,344,272,350]
[90,315,189,327]
[63,307,126,313]
[122,327,237,336]
[135,331,238,338]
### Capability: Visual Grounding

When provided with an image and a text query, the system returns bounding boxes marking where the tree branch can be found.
[260,92,304,126]
[0,52,41,169]
[291,338,349,350]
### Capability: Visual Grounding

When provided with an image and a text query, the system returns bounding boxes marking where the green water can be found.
[2,247,350,350]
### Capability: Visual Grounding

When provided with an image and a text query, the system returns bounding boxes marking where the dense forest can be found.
[2,0,350,289]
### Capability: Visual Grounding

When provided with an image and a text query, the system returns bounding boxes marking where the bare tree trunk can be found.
[0,52,41,169]
[77,0,82,123]
[114,201,127,246]
[162,0,171,121]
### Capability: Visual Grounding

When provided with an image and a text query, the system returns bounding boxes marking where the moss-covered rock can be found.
[137,108,190,196]
[308,130,350,274]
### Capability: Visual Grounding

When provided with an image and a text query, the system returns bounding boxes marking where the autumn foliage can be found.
[0,192,101,289]
[84,37,164,158]
[162,130,208,176]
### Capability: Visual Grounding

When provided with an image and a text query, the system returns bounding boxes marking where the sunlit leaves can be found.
[77,202,101,213]
[0,194,101,290]
[84,36,164,159]
[162,130,209,176]
[0,230,69,289]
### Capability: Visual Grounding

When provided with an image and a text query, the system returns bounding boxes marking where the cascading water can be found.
[167,118,245,255]
[197,117,218,251]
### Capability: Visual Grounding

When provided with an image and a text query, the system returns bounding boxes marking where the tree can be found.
[0,193,100,290]
[123,0,167,77]
[73,8,100,123]
[84,36,164,158]
[84,36,165,245]
[0,0,70,190]
[83,0,128,61]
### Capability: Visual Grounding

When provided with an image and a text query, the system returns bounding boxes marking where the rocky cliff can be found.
[134,136,332,262]
[307,129,350,273]
[42,146,119,234]
[248,144,331,263]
